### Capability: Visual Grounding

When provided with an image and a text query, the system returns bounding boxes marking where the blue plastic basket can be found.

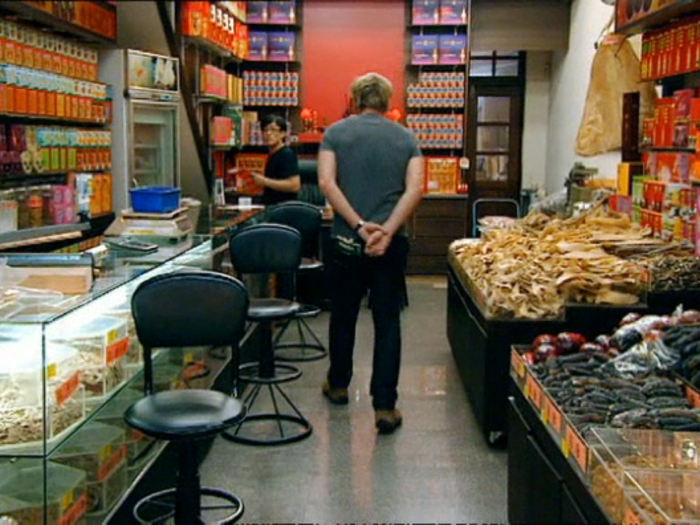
[130,187,181,213]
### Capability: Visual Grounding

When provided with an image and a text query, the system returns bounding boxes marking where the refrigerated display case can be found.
[100,49,181,213]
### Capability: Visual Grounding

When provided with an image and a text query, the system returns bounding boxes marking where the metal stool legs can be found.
[133,441,244,524]
[273,306,328,362]
[224,321,312,446]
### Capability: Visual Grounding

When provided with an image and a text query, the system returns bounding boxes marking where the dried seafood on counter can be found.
[645,255,700,292]
[451,206,649,318]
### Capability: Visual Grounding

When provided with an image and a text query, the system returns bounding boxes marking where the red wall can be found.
[301,0,405,127]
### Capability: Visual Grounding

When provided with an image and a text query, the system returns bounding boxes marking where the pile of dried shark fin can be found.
[450,203,650,319]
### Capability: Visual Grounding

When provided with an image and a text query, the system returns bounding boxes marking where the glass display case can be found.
[0,236,226,524]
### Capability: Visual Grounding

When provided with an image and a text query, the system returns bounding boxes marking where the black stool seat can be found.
[125,390,245,441]
[248,298,301,321]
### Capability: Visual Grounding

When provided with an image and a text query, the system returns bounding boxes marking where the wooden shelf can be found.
[246,22,301,29]
[0,0,116,45]
[183,35,243,63]
[195,95,229,105]
[0,113,109,127]
[640,146,696,153]
[616,0,700,36]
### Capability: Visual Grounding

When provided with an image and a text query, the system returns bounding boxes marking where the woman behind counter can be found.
[251,115,301,205]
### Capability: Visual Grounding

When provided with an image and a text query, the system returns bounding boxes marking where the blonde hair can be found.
[351,72,393,113]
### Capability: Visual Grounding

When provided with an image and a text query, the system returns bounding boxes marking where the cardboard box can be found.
[617,162,644,196]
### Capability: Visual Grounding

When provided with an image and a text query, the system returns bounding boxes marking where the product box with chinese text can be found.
[247,32,268,61]
[246,1,268,23]
[412,0,440,25]
[268,1,296,24]
[438,34,467,65]
[439,0,468,25]
[267,32,295,61]
[411,35,439,65]
[235,153,267,195]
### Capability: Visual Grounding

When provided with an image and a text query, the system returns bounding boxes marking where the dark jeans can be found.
[327,235,408,410]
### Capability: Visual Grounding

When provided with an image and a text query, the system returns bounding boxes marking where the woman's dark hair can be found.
[261,114,288,132]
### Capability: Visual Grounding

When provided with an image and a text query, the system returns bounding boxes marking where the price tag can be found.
[54,371,80,406]
[58,491,87,525]
[546,397,563,435]
[99,444,112,463]
[107,328,117,344]
[184,352,193,365]
[98,444,126,482]
[60,489,73,512]
[523,380,530,398]
[562,436,570,458]
[624,506,643,525]
[46,363,57,380]
[526,374,543,410]
[106,337,129,365]
[565,425,588,472]
[685,385,700,409]
[540,405,548,424]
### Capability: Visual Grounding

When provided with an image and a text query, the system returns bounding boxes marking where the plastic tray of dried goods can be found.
[0,461,88,524]
[85,459,127,515]
[129,362,185,394]
[0,343,84,447]
[52,422,125,482]
[588,444,627,523]
[55,316,130,398]
[587,427,700,478]
[94,389,155,465]
[104,306,142,367]
[624,470,700,524]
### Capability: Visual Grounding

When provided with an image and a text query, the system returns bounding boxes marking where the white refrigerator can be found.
[101,49,181,213]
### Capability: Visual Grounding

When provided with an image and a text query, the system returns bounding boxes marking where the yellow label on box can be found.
[61,489,73,512]
[99,444,112,463]
[562,437,570,458]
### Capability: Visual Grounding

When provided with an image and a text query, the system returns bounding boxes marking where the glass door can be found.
[129,101,180,189]
[467,82,523,231]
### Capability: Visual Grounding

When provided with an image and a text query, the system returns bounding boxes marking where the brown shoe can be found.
[375,409,403,434]
[322,382,349,405]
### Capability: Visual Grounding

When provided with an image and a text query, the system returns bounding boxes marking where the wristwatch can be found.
[354,219,365,232]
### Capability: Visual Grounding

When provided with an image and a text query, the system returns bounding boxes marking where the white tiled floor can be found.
[201,277,508,522]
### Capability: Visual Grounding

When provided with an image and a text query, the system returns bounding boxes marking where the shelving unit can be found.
[0,4,116,252]
[404,0,471,274]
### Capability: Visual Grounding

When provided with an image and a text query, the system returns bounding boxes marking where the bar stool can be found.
[223,223,313,446]
[125,271,249,525]
[267,201,328,362]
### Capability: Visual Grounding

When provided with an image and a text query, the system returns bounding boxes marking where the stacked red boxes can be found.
[642,15,700,81]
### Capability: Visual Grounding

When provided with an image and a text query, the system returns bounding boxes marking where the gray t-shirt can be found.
[320,113,421,239]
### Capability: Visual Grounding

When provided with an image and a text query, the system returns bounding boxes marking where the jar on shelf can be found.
[41,185,53,226]
[0,190,18,234]
[16,188,30,230]
[26,188,43,229]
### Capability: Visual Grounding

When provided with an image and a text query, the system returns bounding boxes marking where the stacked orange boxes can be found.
[182,2,247,60]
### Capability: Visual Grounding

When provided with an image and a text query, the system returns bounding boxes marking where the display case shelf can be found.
[0,0,117,45]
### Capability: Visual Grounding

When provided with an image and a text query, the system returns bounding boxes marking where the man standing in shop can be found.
[318,72,423,434]
[252,115,300,205]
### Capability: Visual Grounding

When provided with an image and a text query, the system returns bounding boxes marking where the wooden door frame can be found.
[466,71,526,234]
